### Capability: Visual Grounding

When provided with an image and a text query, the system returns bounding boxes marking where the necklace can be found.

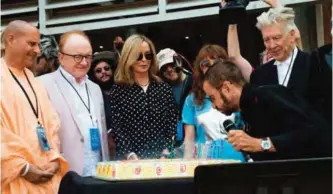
[137,81,150,87]
[135,79,150,87]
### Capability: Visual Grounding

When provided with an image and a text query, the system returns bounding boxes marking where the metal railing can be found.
[1,0,318,34]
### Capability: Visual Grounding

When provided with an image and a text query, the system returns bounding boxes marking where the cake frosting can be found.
[95,159,239,181]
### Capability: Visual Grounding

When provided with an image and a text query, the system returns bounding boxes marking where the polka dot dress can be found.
[108,81,178,159]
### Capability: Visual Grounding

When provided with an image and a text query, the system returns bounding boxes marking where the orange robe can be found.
[1,58,69,194]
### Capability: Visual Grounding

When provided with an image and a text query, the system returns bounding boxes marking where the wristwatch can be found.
[260,137,271,152]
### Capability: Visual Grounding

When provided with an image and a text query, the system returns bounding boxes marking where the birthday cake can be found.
[95,159,240,181]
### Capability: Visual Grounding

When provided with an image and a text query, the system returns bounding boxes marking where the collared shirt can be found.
[59,67,101,177]
[274,47,298,86]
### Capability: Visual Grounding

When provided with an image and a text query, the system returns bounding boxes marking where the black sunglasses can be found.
[160,63,176,73]
[95,66,111,73]
[137,53,154,61]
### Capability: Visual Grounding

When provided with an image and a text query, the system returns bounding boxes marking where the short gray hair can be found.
[256,6,296,33]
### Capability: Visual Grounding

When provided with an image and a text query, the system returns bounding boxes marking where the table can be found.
[59,171,195,194]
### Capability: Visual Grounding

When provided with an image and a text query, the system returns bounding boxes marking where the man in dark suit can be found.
[251,7,310,97]
[250,6,331,125]
[202,60,332,161]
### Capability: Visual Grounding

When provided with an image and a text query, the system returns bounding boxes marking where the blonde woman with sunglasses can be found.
[108,35,178,160]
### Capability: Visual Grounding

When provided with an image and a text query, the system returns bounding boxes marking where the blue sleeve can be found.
[182,94,196,125]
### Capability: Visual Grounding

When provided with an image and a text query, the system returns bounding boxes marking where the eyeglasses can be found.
[137,53,154,61]
[61,52,93,63]
[95,66,111,73]
[199,57,222,69]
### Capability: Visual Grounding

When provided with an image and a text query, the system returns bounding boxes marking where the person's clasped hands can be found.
[22,161,60,184]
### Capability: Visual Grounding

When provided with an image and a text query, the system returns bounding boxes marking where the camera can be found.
[224,0,250,8]
[219,0,252,25]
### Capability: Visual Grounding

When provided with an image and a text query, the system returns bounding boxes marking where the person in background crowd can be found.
[88,51,118,127]
[88,51,118,160]
[203,60,332,161]
[108,34,178,160]
[182,44,244,161]
[1,20,69,194]
[38,30,110,176]
[113,36,125,57]
[29,34,59,76]
[157,48,193,147]
[307,15,332,125]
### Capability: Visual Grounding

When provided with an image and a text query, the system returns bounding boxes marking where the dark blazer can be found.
[308,44,332,124]
[250,49,331,124]
[240,84,332,161]
[250,50,311,98]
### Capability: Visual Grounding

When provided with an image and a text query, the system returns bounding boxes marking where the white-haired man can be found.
[250,6,330,125]
[225,4,330,128]
[250,6,309,92]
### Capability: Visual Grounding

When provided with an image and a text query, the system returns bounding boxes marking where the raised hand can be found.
[263,0,281,7]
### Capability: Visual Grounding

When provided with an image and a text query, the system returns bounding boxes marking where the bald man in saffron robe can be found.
[1,20,69,194]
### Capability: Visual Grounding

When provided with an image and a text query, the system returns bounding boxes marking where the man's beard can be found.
[96,77,113,91]
[164,71,183,86]
[220,91,235,115]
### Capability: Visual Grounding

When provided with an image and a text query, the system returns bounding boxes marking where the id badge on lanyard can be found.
[37,125,51,151]
[90,127,101,151]
[9,69,51,151]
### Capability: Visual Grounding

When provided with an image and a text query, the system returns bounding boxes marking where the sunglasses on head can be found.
[137,53,154,61]
[199,57,222,69]
[95,66,111,73]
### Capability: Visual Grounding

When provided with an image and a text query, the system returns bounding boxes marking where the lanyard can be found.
[281,50,294,86]
[59,69,94,125]
[9,69,41,126]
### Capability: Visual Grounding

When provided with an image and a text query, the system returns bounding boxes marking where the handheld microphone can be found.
[223,119,236,132]
[223,119,253,162]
